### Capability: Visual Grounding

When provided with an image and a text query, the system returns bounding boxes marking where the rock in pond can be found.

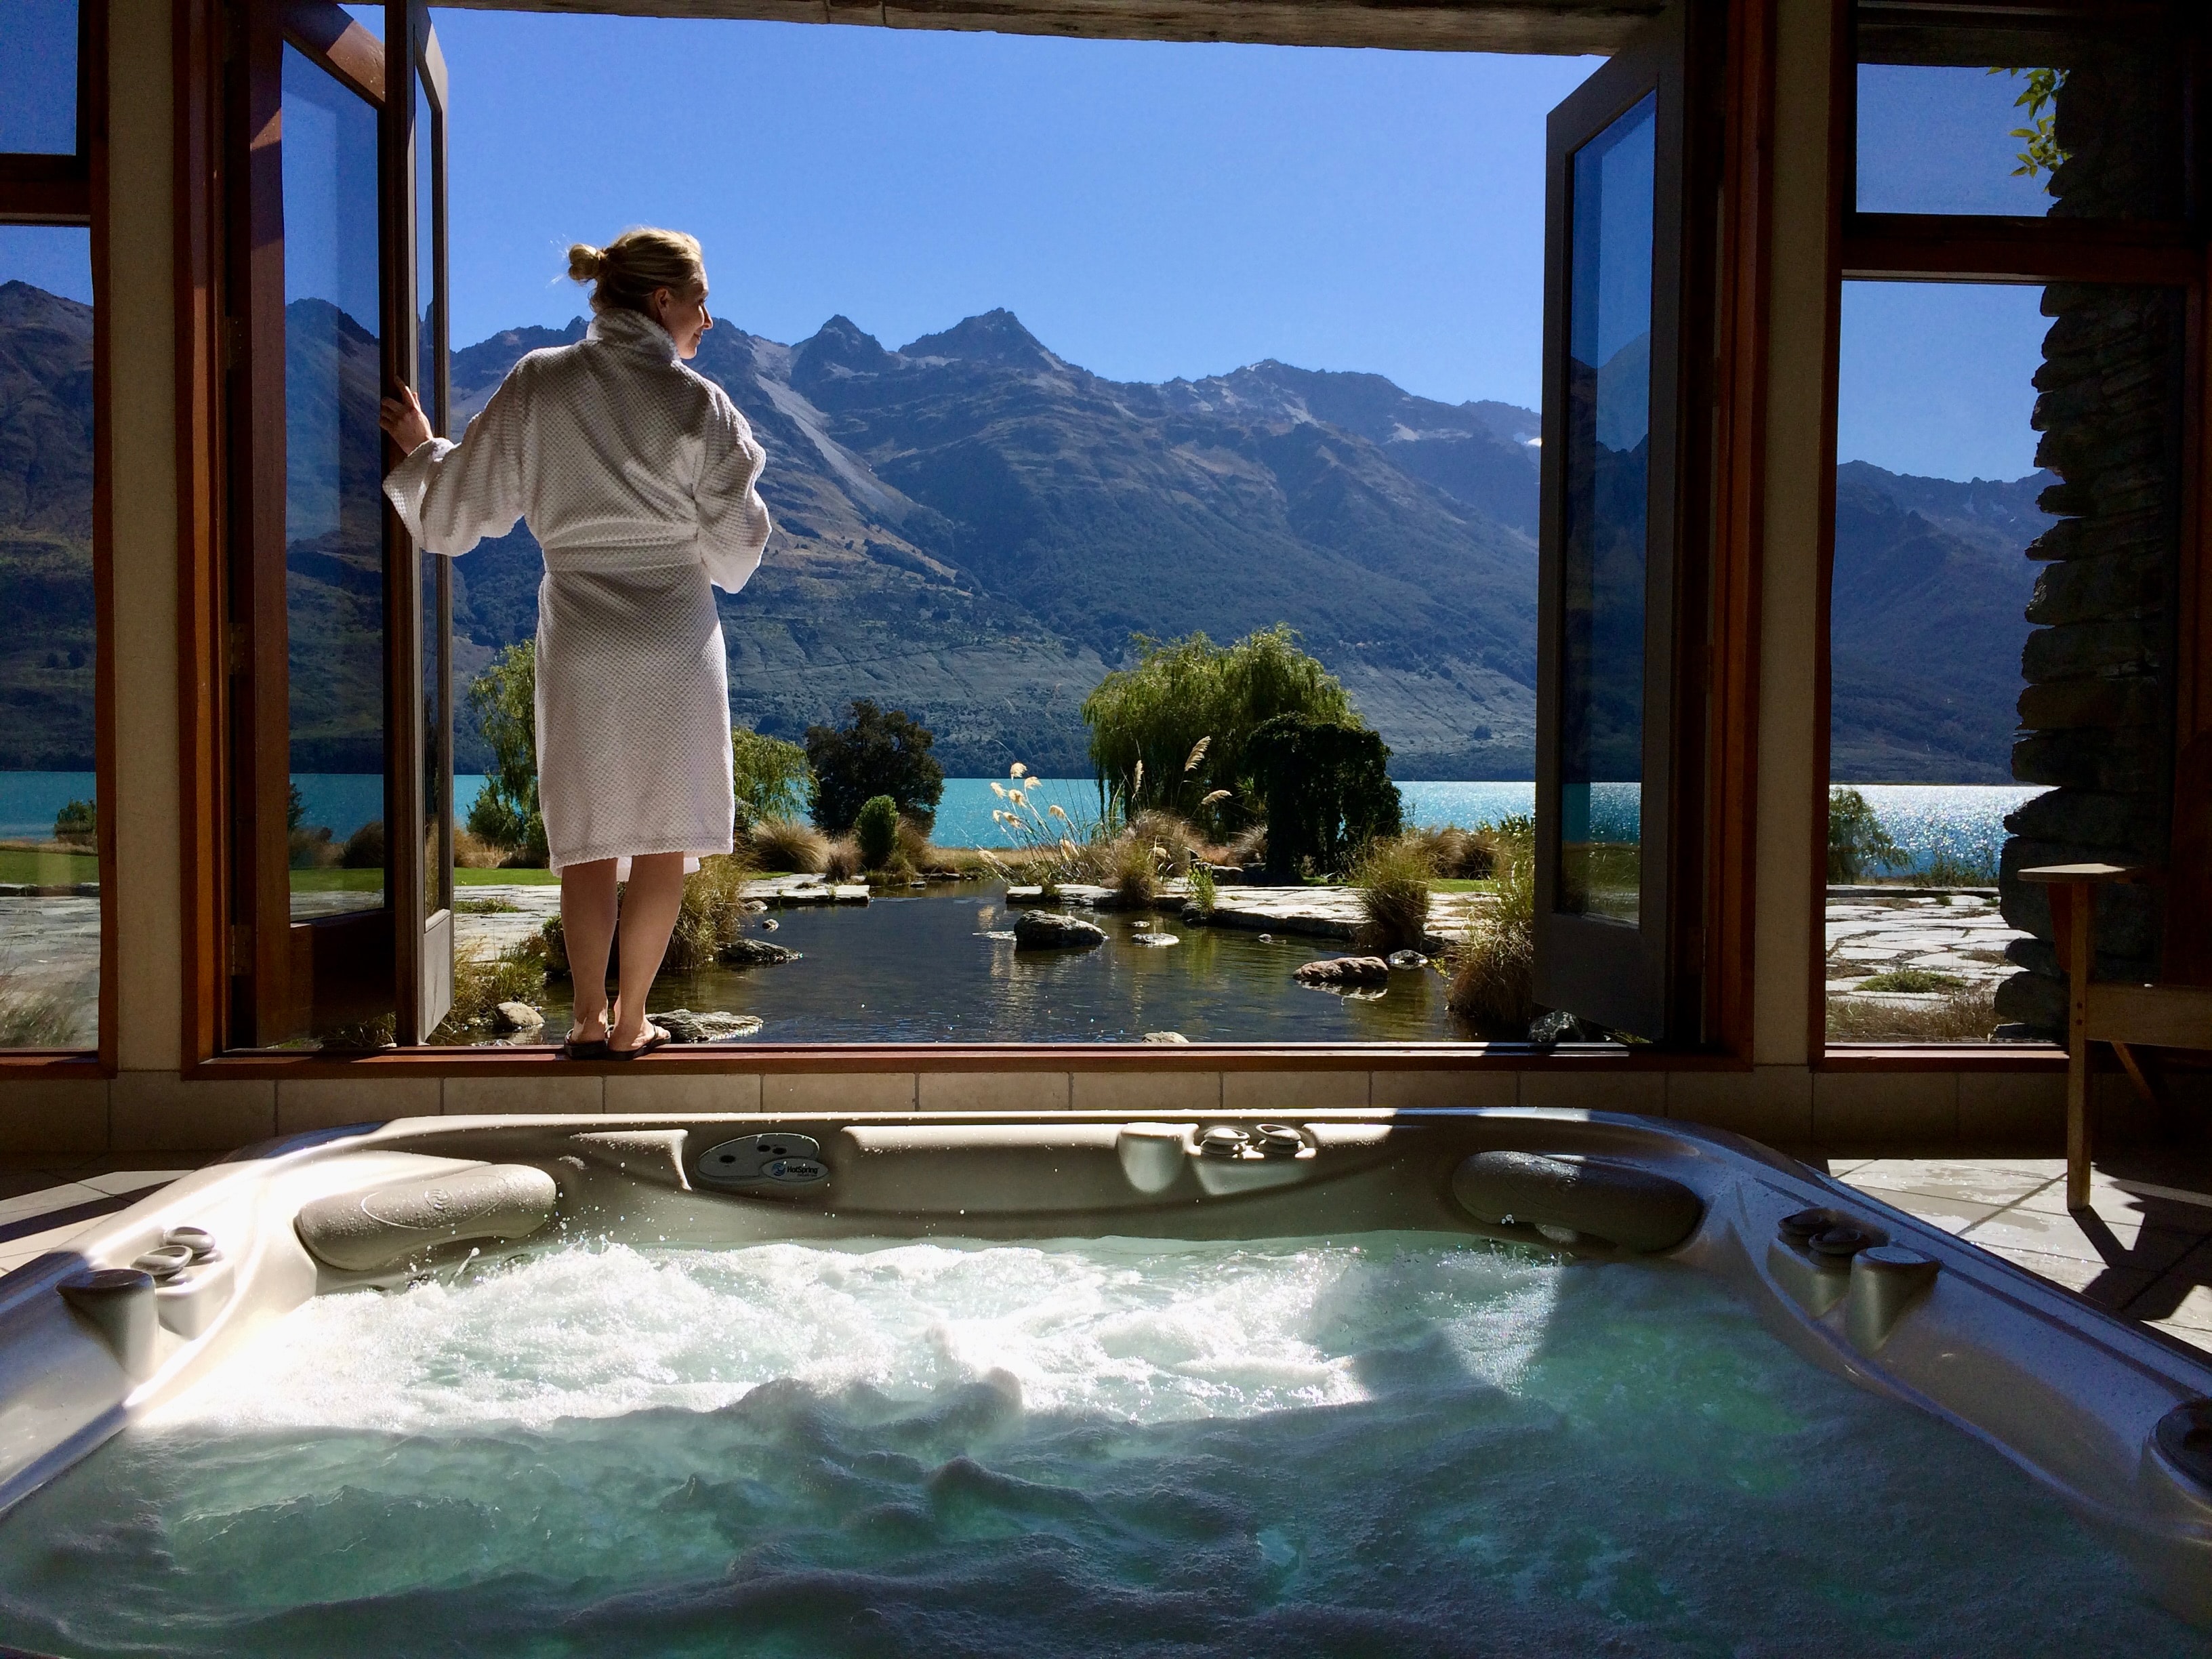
[1014,911,1107,950]
[718,937,803,968]
[659,1008,766,1042]
[1387,950,1427,970]
[1130,931,1179,947]
[1294,955,1391,988]
[491,1001,544,1033]
[1143,1030,1190,1044]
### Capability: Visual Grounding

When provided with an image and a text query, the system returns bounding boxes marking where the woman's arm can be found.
[696,392,773,594]
[380,372,527,558]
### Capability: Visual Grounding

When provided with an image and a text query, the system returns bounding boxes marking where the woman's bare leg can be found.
[610,853,687,1052]
[560,859,619,1043]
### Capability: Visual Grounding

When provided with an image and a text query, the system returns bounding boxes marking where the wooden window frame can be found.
[168,0,1777,1080]
[1812,0,2211,1071]
[0,0,116,1078]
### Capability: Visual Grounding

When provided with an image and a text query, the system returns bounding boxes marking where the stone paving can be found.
[1006,880,1494,951]
[1823,887,2028,1018]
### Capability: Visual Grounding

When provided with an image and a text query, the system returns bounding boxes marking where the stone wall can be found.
[1994,48,2186,1038]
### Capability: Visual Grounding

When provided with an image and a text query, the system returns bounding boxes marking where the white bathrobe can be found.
[383,307,772,874]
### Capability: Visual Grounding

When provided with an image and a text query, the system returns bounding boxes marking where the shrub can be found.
[342,819,386,869]
[748,815,829,874]
[1828,787,1906,884]
[733,726,812,828]
[52,798,94,848]
[1185,862,1218,916]
[288,825,340,869]
[1923,848,1999,886]
[1448,816,1536,1037]
[466,642,548,864]
[806,700,945,834]
[1402,824,1496,881]
[1245,713,1401,878]
[855,794,901,871]
[1855,967,1965,993]
[823,837,862,881]
[895,815,934,872]
[1128,809,1209,874]
[1083,625,1355,836]
[1352,837,1432,954]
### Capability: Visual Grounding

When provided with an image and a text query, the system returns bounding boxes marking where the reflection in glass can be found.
[0,230,98,1047]
[418,69,450,920]
[0,0,79,155]
[1854,28,2183,220]
[1556,91,1653,925]
[281,45,388,922]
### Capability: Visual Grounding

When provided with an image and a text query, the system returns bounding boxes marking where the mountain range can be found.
[0,278,2047,785]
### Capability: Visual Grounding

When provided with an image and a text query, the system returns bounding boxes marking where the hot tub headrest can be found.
[295,1163,558,1273]
[1451,1151,1703,1253]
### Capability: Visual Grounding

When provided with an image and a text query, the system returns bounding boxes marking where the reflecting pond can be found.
[535,884,1473,1044]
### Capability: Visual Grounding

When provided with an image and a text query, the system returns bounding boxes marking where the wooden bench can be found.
[2020,863,2212,1210]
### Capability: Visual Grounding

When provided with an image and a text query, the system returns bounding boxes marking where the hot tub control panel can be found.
[693,1132,832,1195]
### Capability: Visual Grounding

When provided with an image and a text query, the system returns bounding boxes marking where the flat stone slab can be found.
[1005,880,1489,950]
[1822,890,2031,1000]
[743,877,869,906]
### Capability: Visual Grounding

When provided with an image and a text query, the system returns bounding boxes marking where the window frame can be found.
[169,0,1776,1079]
[0,0,116,1076]
[1811,0,2211,1071]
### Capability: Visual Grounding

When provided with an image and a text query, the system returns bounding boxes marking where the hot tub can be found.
[0,1107,2207,1656]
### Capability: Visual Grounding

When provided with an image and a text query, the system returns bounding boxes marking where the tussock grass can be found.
[1109,834,1163,907]
[747,816,830,875]
[823,838,863,882]
[1827,982,1998,1042]
[1185,862,1218,916]
[453,829,510,869]
[1352,836,1432,954]
[1446,818,1535,1038]
[1401,824,1498,881]
[0,973,80,1047]
[433,945,550,1042]
[667,853,757,972]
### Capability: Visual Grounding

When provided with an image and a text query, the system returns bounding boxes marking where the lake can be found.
[0,772,2047,880]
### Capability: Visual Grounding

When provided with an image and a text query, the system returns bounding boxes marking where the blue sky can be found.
[0,7,2057,478]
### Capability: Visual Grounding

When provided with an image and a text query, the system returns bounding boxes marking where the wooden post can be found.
[2066,880,2093,1210]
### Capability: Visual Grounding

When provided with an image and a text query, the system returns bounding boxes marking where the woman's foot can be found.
[562,1011,611,1060]
[608,1019,670,1060]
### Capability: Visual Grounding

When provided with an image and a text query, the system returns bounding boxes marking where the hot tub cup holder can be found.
[693,1134,830,1196]
[2147,1400,2212,1508]
[129,1245,194,1282]
[56,1268,157,1381]
[1768,1208,1888,1317]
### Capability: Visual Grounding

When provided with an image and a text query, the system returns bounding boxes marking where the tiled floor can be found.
[3,1149,2211,1357]
[1831,1153,2212,1355]
[0,1156,202,1276]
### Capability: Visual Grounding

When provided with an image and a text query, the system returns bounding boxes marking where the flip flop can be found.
[560,1031,611,1061]
[607,1021,670,1062]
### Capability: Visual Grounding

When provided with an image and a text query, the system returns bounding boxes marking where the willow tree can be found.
[1082,626,1357,834]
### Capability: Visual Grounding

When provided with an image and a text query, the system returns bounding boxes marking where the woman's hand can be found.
[380,384,434,455]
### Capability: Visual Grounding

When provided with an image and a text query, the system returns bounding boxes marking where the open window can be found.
[225,0,451,1047]
[1531,2,1708,1043]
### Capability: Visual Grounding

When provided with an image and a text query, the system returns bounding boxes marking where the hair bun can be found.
[566,242,605,283]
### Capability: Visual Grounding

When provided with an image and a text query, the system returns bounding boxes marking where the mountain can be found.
[1829,461,2053,783]
[0,281,96,769]
[0,279,2058,787]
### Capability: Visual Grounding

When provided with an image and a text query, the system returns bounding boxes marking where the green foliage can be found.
[855,795,901,871]
[1082,626,1354,834]
[805,700,945,835]
[432,945,548,1042]
[1827,787,1906,884]
[732,726,812,827]
[286,781,307,834]
[465,642,547,864]
[1988,66,2069,181]
[52,798,94,848]
[341,820,385,869]
[1185,861,1217,916]
[1856,967,1965,994]
[1923,848,1999,887]
[1245,712,1401,878]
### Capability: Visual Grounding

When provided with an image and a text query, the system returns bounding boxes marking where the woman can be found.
[380,228,772,1059]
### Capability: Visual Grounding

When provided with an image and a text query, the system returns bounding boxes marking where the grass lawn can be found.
[1431,878,1500,895]
[288,866,563,892]
[0,848,98,884]
[457,867,558,886]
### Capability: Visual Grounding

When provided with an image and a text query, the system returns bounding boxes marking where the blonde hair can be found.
[566,228,705,316]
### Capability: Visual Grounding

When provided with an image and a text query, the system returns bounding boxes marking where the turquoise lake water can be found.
[0,773,2047,878]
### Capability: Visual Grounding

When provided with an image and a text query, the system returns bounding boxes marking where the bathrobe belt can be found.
[539,539,703,575]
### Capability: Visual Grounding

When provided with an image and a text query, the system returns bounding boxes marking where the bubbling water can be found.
[0,1233,2201,1659]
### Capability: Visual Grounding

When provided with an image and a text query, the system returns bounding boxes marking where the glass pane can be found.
[1826,280,2182,1045]
[282,45,387,923]
[0,0,78,155]
[0,228,98,1048]
[1556,91,1654,926]
[1856,21,2185,219]
[417,75,449,919]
